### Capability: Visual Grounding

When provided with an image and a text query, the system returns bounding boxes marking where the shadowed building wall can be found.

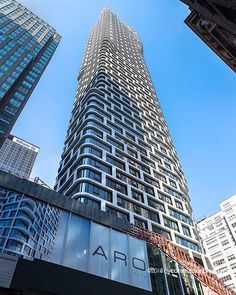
[181,0,236,72]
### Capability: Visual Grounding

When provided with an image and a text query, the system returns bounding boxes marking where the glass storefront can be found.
[0,186,205,294]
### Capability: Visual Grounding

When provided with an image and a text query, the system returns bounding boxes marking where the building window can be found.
[213,259,225,266]
[129,167,140,178]
[221,240,229,246]
[6,239,23,252]
[83,128,103,138]
[231,222,236,228]
[216,267,228,274]
[78,157,111,174]
[221,275,232,282]
[107,136,124,150]
[148,211,160,223]
[152,225,171,240]
[228,254,236,261]
[169,208,192,225]
[182,226,191,237]
[80,146,102,158]
[82,137,111,153]
[127,147,137,158]
[106,177,127,195]
[77,168,102,183]
[175,236,200,252]
[131,189,143,203]
[163,185,183,201]
[163,217,179,232]
[86,120,111,135]
[158,192,172,205]
[175,201,183,210]
[106,155,125,170]
[134,217,147,229]
[106,206,129,221]
[148,197,165,212]
[68,182,112,202]
[153,171,166,183]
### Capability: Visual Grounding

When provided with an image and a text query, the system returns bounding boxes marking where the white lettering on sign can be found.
[89,222,152,290]
[92,246,146,271]
[12,137,39,153]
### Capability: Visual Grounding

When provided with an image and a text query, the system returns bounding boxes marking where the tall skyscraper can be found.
[0,6,234,295]
[0,0,61,147]
[198,194,236,291]
[55,8,203,262]
[181,0,236,72]
[0,134,39,178]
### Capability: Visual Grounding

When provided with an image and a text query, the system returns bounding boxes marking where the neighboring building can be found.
[0,0,61,147]
[0,184,60,261]
[0,171,229,295]
[55,7,206,276]
[198,194,236,291]
[181,0,236,72]
[0,134,39,179]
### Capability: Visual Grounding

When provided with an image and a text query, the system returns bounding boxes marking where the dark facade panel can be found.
[5,258,152,295]
[181,0,236,72]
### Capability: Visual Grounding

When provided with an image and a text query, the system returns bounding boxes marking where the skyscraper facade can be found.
[0,134,39,178]
[198,195,236,291]
[0,0,61,147]
[181,0,236,72]
[55,8,204,264]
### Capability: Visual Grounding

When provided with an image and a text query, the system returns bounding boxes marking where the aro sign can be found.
[89,222,151,290]
[92,245,146,271]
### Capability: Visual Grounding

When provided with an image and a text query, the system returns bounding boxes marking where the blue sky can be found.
[14,0,236,219]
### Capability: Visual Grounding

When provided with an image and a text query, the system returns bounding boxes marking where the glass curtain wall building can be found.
[0,0,61,147]
[55,8,203,265]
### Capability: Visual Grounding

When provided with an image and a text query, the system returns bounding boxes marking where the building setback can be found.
[181,0,236,72]
[0,134,39,178]
[198,194,236,291]
[0,0,61,147]
[55,7,207,276]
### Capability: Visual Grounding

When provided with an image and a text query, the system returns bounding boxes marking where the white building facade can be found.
[198,194,236,291]
[55,7,204,262]
[0,134,39,178]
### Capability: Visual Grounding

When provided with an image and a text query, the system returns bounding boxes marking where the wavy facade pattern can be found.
[0,186,59,259]
[55,8,203,261]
